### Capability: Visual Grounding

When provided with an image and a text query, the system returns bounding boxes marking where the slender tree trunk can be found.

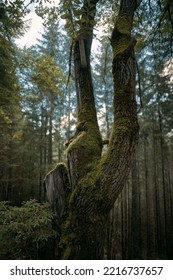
[131,155,141,259]
[103,43,111,138]
[158,107,168,255]
[48,115,53,165]
[152,119,159,257]
[39,128,43,202]
[157,104,173,258]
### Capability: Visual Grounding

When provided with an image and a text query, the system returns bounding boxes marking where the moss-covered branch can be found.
[67,0,102,188]
[98,1,139,206]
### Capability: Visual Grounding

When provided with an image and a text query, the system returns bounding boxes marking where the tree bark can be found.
[131,156,141,259]
[45,0,140,259]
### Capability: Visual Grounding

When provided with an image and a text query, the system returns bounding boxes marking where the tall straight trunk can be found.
[6,141,12,202]
[48,115,53,165]
[152,119,159,257]
[121,184,129,259]
[48,96,54,166]
[39,112,43,202]
[67,89,71,141]
[143,137,150,257]
[157,105,173,258]
[131,155,141,259]
[153,100,167,258]
[45,0,140,260]
[39,108,47,201]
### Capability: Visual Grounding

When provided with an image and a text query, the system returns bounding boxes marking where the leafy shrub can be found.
[0,199,56,259]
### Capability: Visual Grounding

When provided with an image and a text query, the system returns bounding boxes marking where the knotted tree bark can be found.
[45,0,140,260]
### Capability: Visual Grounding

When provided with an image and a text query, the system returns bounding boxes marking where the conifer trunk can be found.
[45,0,140,259]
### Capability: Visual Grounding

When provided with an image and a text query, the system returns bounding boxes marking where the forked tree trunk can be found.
[45,0,140,260]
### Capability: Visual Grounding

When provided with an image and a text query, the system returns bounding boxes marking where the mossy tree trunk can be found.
[45,0,140,260]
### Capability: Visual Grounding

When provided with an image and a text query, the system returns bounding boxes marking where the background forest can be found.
[0,0,173,259]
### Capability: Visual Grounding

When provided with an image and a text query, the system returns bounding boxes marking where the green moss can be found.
[66,114,102,184]
[55,162,69,170]
[111,13,133,58]
[60,211,82,259]
[44,162,68,181]
[113,35,131,58]
[116,13,132,35]
[67,129,101,157]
